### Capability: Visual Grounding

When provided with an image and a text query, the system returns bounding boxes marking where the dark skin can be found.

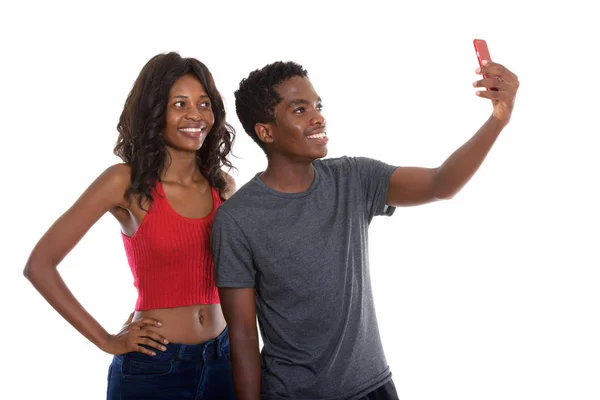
[24,74,236,357]
[220,60,519,399]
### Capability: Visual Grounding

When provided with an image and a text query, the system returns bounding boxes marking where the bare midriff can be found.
[133,304,226,344]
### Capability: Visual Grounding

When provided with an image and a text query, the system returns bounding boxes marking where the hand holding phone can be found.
[473,39,497,91]
[471,39,520,123]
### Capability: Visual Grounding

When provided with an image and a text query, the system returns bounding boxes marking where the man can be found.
[211,59,519,399]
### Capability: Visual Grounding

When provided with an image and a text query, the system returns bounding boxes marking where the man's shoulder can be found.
[315,155,376,170]
[313,155,354,175]
[315,155,351,168]
[215,176,261,218]
[315,156,372,180]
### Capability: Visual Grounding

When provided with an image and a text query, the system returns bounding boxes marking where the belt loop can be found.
[176,343,185,361]
[202,343,208,362]
[216,337,223,359]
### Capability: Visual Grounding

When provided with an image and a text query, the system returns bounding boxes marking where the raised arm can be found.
[219,287,261,400]
[386,61,519,207]
[23,164,166,355]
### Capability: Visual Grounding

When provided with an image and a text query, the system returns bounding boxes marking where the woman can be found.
[23,52,237,399]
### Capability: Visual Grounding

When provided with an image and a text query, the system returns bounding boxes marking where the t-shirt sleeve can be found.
[350,156,398,220]
[210,208,256,288]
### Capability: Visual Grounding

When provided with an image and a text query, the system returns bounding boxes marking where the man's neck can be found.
[260,156,317,193]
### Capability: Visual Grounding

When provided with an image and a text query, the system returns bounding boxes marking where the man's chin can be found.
[310,147,328,160]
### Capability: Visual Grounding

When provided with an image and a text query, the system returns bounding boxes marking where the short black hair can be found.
[234,61,308,152]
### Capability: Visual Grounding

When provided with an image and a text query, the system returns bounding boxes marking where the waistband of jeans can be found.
[169,326,229,362]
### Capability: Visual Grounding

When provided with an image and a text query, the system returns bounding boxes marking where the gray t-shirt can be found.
[211,156,398,400]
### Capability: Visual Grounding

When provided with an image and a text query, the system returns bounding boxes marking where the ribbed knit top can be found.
[121,181,222,311]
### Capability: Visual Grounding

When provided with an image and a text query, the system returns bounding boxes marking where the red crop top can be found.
[121,181,223,311]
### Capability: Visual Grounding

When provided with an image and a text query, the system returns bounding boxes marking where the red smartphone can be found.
[473,39,496,90]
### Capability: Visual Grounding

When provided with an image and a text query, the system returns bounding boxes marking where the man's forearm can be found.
[433,115,507,199]
[230,333,262,400]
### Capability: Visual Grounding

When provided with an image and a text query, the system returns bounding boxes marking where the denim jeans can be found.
[107,327,236,400]
[358,380,400,400]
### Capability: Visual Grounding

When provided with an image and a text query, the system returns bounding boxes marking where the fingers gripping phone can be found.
[473,39,496,91]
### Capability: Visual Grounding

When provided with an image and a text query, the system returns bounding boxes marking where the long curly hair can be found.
[114,52,235,208]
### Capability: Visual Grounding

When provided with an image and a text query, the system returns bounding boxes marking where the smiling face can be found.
[163,74,214,152]
[257,76,328,161]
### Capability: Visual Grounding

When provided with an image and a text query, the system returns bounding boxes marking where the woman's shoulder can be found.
[101,163,132,190]
[94,163,133,207]
[223,171,237,200]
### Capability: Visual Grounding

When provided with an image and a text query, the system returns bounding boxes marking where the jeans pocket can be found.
[122,354,173,377]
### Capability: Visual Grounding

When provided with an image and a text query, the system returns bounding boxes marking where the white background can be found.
[1,1,598,399]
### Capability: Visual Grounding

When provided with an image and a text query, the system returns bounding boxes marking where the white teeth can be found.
[179,128,205,132]
[307,133,327,139]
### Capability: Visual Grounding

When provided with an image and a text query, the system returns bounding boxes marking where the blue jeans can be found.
[107,327,236,399]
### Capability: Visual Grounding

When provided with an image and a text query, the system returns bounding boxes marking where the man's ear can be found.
[255,123,275,145]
